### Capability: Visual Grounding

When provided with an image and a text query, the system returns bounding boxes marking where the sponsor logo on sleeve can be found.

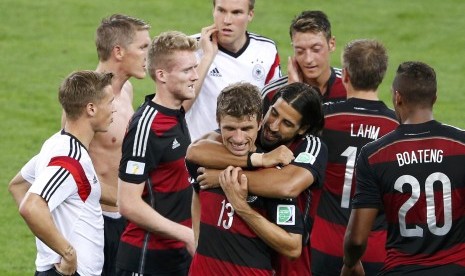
[126,160,145,175]
[277,205,295,225]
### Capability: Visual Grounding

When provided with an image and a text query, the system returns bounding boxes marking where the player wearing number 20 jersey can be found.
[310,99,398,275]
[353,120,465,275]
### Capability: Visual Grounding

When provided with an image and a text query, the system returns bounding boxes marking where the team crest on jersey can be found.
[251,58,265,81]
[276,205,295,225]
[126,160,145,175]
[295,152,316,165]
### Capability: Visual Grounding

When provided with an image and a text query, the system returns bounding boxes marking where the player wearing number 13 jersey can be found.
[343,62,465,275]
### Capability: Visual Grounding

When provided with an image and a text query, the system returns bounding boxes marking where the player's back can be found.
[311,98,398,275]
[355,120,465,275]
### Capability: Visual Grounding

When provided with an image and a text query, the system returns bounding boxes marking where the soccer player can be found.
[342,61,465,275]
[262,10,346,113]
[187,82,303,275]
[92,14,151,276]
[15,70,115,276]
[8,14,152,276]
[116,31,198,276]
[186,82,327,276]
[185,0,281,141]
[310,39,399,276]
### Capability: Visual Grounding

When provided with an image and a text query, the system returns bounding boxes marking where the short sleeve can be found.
[291,135,328,189]
[21,154,38,184]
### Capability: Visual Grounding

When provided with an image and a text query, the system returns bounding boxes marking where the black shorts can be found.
[102,214,126,276]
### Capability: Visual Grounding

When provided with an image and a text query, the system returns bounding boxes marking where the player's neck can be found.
[304,69,331,95]
[401,108,434,125]
[347,89,379,101]
[152,88,183,110]
[96,62,129,96]
[220,33,247,53]
[63,119,94,149]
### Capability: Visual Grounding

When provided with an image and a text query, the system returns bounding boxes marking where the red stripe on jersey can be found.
[48,156,91,202]
[149,158,190,193]
[151,111,177,136]
[383,242,465,271]
[190,254,272,276]
[368,138,465,164]
[383,187,465,224]
[265,53,280,84]
[311,216,386,262]
[199,190,265,238]
[273,244,312,276]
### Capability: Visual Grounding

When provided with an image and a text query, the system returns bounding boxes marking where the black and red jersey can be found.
[261,67,347,114]
[187,159,303,276]
[311,98,398,275]
[117,95,192,274]
[353,120,465,275]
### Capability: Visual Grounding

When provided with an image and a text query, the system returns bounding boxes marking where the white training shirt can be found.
[186,32,281,141]
[22,130,104,276]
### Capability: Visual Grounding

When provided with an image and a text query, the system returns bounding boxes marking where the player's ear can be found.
[113,45,124,61]
[328,36,336,53]
[86,102,97,117]
[155,69,166,83]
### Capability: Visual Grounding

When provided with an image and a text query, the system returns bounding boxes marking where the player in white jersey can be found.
[184,0,281,141]
[11,70,115,276]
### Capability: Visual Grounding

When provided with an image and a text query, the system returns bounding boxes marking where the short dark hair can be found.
[289,10,332,41]
[392,61,437,107]
[342,39,388,91]
[216,82,262,124]
[271,82,324,136]
[59,70,113,120]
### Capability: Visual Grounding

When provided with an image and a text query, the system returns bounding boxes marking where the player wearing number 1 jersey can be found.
[342,61,465,275]
[311,39,398,276]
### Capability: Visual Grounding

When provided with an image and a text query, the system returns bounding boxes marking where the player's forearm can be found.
[186,140,248,169]
[8,172,31,207]
[19,193,75,260]
[343,241,366,269]
[191,192,201,247]
[234,204,302,259]
[244,167,313,198]
[119,197,192,243]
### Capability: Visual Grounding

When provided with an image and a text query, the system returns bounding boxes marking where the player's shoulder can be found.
[248,32,277,46]
[261,76,288,97]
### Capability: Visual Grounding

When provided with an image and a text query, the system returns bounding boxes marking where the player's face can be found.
[292,31,335,84]
[164,50,199,102]
[213,0,253,52]
[220,114,259,156]
[94,85,116,132]
[260,98,304,151]
[121,30,151,79]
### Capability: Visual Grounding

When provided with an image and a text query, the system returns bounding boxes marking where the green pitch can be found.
[1,0,464,274]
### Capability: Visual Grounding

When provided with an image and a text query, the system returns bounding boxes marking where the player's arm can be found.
[200,164,313,198]
[220,167,302,259]
[19,192,77,275]
[187,137,294,169]
[8,172,32,207]
[191,192,200,248]
[182,25,218,112]
[118,178,195,256]
[341,208,378,276]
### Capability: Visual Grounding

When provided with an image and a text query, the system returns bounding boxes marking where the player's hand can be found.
[340,261,365,276]
[55,247,77,276]
[199,24,218,58]
[287,56,303,83]
[197,167,221,189]
[183,227,196,257]
[219,166,248,211]
[262,145,294,167]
